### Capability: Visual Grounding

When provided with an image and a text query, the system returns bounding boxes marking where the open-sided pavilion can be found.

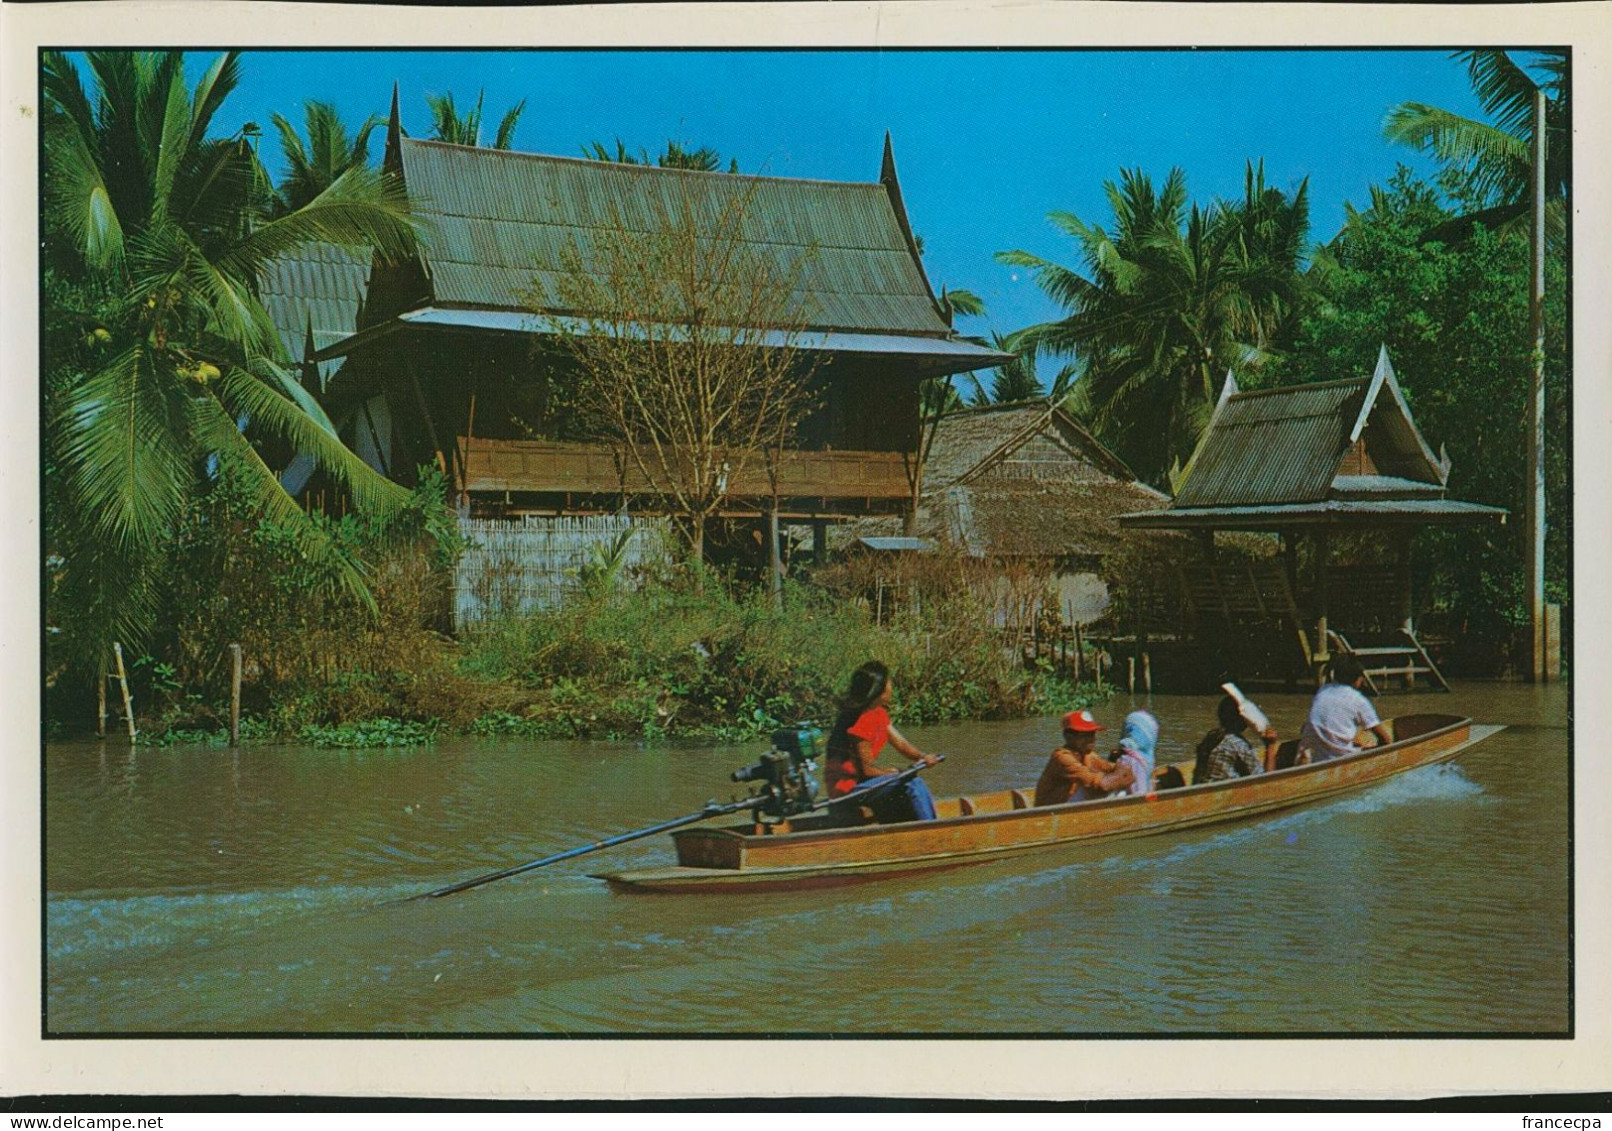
[1118,348,1506,690]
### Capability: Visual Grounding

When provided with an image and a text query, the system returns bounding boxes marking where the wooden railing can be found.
[457,437,913,501]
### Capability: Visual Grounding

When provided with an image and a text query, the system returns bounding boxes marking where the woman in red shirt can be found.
[824,661,939,823]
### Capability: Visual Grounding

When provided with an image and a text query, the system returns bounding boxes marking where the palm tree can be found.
[1385,50,1568,243]
[997,162,1309,484]
[962,331,1083,407]
[270,100,383,211]
[583,137,738,172]
[934,290,1078,408]
[425,89,525,149]
[42,50,419,675]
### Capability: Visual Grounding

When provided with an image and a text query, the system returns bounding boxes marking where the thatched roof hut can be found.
[920,399,1169,563]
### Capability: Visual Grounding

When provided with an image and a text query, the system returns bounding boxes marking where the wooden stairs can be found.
[1327,625,1450,693]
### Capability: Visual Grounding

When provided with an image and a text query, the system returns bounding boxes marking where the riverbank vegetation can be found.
[41,49,1570,743]
[61,513,1105,746]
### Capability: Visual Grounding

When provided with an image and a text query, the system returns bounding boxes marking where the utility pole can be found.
[1526,87,1547,681]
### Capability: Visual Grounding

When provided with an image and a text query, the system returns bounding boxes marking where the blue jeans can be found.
[841,773,937,823]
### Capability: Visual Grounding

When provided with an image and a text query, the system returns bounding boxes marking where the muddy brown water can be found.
[45,681,1568,1033]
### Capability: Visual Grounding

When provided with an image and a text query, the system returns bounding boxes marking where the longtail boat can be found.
[597,713,1502,893]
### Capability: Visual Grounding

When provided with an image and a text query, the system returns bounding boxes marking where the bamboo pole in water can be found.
[1128,655,1136,694]
[229,644,243,748]
[96,660,107,739]
[112,643,135,742]
[1143,652,1153,694]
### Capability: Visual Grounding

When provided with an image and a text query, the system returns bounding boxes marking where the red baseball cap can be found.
[1063,710,1103,733]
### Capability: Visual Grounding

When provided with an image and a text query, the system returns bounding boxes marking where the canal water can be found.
[45,682,1569,1034]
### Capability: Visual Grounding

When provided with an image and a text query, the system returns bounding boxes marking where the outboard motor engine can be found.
[730,726,824,825]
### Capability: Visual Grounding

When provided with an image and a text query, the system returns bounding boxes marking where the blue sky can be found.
[210,48,1488,354]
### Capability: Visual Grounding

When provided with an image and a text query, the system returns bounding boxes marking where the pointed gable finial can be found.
[300,317,329,393]
[1373,343,1396,386]
[1219,368,1239,406]
[938,283,954,328]
[877,130,946,325]
[384,82,404,175]
[1169,369,1238,500]
[1351,344,1394,443]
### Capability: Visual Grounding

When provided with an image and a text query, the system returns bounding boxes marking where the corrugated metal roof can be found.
[257,243,372,383]
[398,139,952,337]
[1117,498,1507,529]
[1173,380,1369,507]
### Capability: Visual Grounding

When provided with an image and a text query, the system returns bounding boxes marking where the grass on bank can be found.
[116,577,1105,748]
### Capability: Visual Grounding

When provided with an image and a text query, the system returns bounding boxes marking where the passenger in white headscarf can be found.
[1070,711,1160,799]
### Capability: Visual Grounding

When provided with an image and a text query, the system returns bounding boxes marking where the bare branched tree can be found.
[530,179,822,564]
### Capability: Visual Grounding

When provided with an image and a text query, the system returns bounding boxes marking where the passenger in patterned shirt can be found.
[1192,694,1279,785]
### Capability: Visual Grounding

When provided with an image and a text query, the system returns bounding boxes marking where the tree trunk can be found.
[767,506,783,611]
[689,513,706,583]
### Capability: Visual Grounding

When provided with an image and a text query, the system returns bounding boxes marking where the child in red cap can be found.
[1033,709,1117,807]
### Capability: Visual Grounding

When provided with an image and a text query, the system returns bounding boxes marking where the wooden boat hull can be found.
[597,714,1501,893]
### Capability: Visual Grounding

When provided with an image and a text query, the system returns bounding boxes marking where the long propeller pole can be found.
[407,797,758,901]
[405,756,943,902]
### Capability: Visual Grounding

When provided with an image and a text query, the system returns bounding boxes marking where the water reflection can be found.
[45,681,1569,1033]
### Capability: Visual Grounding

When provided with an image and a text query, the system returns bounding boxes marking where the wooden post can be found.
[1526,86,1548,682]
[1544,603,1561,681]
[1127,655,1136,694]
[112,642,135,742]
[1397,529,1415,631]
[96,659,107,739]
[229,644,243,748]
[460,392,477,512]
[404,355,448,480]
[1314,529,1331,674]
[1073,623,1083,684]
[1143,652,1152,694]
[766,506,783,611]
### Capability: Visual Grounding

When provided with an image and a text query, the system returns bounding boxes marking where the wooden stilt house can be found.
[1117,348,1506,691]
[269,91,1011,562]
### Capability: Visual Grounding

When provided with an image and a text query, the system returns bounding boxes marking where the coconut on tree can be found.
[41,50,419,681]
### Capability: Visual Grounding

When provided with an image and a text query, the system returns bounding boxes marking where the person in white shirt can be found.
[1298,655,1394,763]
